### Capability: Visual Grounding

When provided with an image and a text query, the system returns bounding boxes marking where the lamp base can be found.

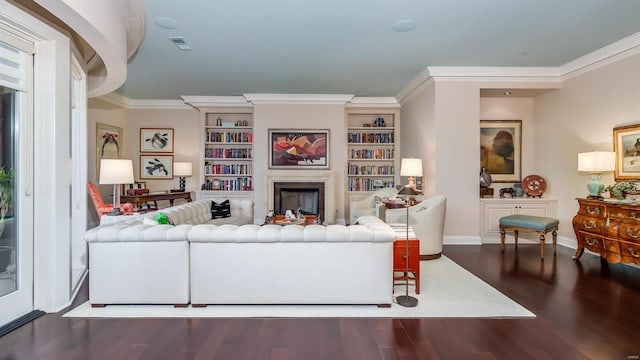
[396,295,418,307]
[179,177,186,192]
[107,208,122,216]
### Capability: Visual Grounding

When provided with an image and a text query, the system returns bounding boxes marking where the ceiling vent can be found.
[168,36,192,51]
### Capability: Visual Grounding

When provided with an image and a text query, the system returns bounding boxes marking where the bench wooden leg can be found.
[552,230,557,256]
[539,233,545,259]
[500,225,506,252]
[514,230,519,247]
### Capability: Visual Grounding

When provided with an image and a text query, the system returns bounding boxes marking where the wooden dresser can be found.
[572,198,640,264]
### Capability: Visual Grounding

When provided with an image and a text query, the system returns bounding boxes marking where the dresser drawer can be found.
[573,215,605,234]
[577,231,604,254]
[618,207,640,223]
[603,239,622,263]
[578,202,606,218]
[618,223,640,242]
[619,240,640,265]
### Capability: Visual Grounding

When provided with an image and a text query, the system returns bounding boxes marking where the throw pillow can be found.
[155,213,175,225]
[142,217,160,225]
[211,200,231,219]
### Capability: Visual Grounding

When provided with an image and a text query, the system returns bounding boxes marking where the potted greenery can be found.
[603,180,640,199]
[0,167,13,272]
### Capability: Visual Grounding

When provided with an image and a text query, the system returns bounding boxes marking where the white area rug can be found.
[64,256,534,318]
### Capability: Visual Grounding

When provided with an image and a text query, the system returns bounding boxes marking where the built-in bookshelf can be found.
[346,111,399,192]
[200,111,253,193]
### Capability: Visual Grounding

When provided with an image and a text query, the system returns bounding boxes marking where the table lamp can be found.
[396,185,419,308]
[578,151,615,200]
[401,158,423,192]
[99,159,134,216]
[174,162,193,192]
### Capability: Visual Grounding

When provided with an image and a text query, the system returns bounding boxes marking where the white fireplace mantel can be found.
[266,170,336,224]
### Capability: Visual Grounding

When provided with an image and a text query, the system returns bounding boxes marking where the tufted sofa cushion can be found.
[187,217,395,244]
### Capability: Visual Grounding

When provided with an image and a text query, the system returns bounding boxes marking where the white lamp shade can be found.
[400,158,423,177]
[174,162,193,176]
[99,159,134,185]
[578,151,615,172]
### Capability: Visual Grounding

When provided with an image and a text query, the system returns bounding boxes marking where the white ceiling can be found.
[117,0,640,100]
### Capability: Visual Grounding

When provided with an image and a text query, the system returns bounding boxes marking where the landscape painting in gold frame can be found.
[613,124,640,180]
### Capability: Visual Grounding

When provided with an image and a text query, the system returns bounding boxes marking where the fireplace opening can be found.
[274,182,325,217]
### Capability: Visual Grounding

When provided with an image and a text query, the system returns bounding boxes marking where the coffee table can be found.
[269,214,317,225]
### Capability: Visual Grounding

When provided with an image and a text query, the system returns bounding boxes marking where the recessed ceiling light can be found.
[154,17,178,29]
[392,20,417,32]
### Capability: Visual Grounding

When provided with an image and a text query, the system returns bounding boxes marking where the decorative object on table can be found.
[513,183,524,197]
[173,162,192,192]
[396,185,420,308]
[216,117,222,126]
[373,117,385,127]
[140,128,174,153]
[480,120,522,183]
[268,129,329,169]
[613,123,640,180]
[96,122,123,175]
[99,159,134,216]
[264,209,275,225]
[521,174,547,198]
[140,155,173,179]
[603,180,640,199]
[479,167,492,188]
[577,151,615,200]
[400,158,423,194]
[499,187,516,198]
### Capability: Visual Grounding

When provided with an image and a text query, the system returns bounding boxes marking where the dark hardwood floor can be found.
[1,244,639,360]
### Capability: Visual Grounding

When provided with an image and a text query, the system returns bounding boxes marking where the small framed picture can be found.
[372,179,383,188]
[140,155,173,179]
[212,178,222,190]
[140,128,174,153]
[614,124,640,180]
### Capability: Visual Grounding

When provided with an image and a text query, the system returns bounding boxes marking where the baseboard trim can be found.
[0,310,45,337]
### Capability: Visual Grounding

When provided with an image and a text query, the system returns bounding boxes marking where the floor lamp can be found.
[396,185,419,307]
[99,159,134,216]
[174,162,192,192]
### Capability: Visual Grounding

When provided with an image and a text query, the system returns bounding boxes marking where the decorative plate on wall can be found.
[522,175,546,197]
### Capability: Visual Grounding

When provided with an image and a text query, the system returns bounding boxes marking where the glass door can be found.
[0,39,34,327]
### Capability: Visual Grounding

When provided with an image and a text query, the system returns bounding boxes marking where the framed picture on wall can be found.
[268,129,329,169]
[96,122,123,175]
[140,155,173,179]
[613,124,640,180]
[140,128,174,153]
[480,120,522,182]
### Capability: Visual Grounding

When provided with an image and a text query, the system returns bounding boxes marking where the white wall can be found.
[252,103,347,223]
[127,108,201,192]
[535,51,640,241]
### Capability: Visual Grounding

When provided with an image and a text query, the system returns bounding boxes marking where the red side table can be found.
[393,238,420,294]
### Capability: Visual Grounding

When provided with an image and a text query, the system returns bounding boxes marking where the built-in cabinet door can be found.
[480,198,558,243]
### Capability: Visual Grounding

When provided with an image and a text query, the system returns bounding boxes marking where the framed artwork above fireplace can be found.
[268,129,329,169]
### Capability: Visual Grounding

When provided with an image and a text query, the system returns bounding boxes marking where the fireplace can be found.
[274,182,325,216]
[266,170,336,224]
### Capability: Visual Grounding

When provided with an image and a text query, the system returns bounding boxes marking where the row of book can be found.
[347,132,394,144]
[204,148,252,159]
[205,163,252,175]
[349,148,394,160]
[205,131,252,143]
[202,177,252,191]
[348,164,394,175]
[348,178,395,192]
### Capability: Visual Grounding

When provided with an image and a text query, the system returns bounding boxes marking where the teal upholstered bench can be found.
[499,215,559,259]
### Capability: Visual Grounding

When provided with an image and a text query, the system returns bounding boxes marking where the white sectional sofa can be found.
[84,199,396,307]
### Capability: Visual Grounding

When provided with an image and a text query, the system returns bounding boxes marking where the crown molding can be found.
[181,96,252,109]
[559,32,640,80]
[347,97,400,108]
[397,31,640,103]
[243,93,354,105]
[98,93,190,109]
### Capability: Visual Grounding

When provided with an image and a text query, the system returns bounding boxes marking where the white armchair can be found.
[385,194,447,259]
[349,187,398,224]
